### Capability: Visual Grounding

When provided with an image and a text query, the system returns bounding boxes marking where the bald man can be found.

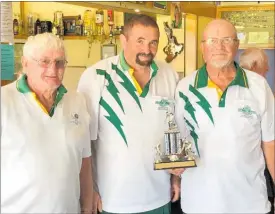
[175,19,275,213]
[240,47,269,77]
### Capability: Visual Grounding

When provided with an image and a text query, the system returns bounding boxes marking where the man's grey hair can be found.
[23,33,67,60]
[239,48,267,71]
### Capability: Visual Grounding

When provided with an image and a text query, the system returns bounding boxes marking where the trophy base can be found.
[154,159,196,170]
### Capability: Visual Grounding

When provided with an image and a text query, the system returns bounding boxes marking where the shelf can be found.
[15,34,87,40]
[63,35,87,40]
[14,34,27,39]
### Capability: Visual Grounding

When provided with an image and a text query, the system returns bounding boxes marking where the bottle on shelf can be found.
[83,10,92,36]
[75,15,83,36]
[35,18,41,35]
[107,10,114,27]
[52,11,64,37]
[13,14,19,35]
[96,9,104,36]
[96,9,104,26]
[27,14,35,36]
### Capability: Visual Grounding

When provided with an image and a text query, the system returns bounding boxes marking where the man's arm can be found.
[260,80,275,183]
[80,157,93,214]
[262,140,275,183]
[171,174,181,202]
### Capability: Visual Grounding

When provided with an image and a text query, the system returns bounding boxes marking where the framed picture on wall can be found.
[63,16,78,36]
[101,44,117,59]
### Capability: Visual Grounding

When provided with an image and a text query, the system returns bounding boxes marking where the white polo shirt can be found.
[1,78,91,213]
[77,53,178,213]
[175,62,274,213]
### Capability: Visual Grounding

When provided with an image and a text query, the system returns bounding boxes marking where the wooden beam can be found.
[180,2,217,18]
[62,1,170,16]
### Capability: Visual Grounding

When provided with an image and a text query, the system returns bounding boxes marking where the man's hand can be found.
[93,191,102,213]
[168,168,185,176]
[262,141,275,182]
[171,175,181,202]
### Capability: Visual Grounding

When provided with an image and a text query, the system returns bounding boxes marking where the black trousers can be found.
[171,199,183,214]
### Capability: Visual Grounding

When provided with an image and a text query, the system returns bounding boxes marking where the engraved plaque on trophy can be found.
[154,103,197,170]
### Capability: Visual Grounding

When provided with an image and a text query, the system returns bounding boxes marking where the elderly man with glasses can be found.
[175,19,274,213]
[1,33,93,213]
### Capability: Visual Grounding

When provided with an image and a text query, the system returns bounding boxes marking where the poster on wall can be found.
[171,2,183,29]
[1,1,15,80]
[221,9,274,47]
[1,44,15,80]
[1,2,14,44]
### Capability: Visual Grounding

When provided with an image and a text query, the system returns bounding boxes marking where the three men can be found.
[78,15,180,214]
[175,19,274,213]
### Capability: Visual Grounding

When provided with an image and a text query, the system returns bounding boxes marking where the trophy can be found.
[154,102,197,170]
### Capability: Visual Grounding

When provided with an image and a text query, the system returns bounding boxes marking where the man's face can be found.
[201,24,239,69]
[22,49,66,90]
[121,24,159,67]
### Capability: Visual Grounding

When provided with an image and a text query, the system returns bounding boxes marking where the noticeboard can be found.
[217,5,275,49]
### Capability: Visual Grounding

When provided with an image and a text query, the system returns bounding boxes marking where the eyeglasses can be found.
[201,37,239,46]
[32,57,68,69]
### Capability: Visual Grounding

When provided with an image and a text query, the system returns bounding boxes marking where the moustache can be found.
[137,53,154,58]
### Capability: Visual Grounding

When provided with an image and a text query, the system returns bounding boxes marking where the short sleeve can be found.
[261,80,275,142]
[80,94,92,158]
[77,68,101,141]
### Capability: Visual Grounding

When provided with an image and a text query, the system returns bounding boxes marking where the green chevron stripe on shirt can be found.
[189,84,214,125]
[96,69,125,113]
[112,63,142,111]
[179,91,198,126]
[184,118,200,157]
[99,97,128,146]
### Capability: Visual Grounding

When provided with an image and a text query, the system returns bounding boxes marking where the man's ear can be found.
[21,56,28,68]
[251,62,257,72]
[200,42,206,63]
[120,34,127,50]
[21,56,29,75]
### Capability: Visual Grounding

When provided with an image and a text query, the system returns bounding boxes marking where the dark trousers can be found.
[171,199,183,214]
[268,196,274,214]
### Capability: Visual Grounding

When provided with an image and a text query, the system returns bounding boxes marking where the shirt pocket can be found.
[63,112,90,156]
[228,99,261,137]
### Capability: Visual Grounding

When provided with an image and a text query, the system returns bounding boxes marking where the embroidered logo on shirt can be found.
[155,99,170,110]
[70,113,80,125]
[238,105,257,119]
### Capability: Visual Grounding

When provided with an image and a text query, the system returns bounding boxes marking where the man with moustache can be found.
[175,19,274,213]
[78,15,180,214]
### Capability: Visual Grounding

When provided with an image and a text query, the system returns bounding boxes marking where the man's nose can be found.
[142,44,151,54]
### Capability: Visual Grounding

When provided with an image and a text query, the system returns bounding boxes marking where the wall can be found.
[185,14,197,76]
[197,16,214,68]
[220,1,272,6]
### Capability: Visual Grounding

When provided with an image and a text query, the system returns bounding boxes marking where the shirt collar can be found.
[119,51,158,73]
[194,61,249,89]
[16,74,67,94]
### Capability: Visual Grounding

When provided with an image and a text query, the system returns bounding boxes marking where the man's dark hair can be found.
[122,14,159,37]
